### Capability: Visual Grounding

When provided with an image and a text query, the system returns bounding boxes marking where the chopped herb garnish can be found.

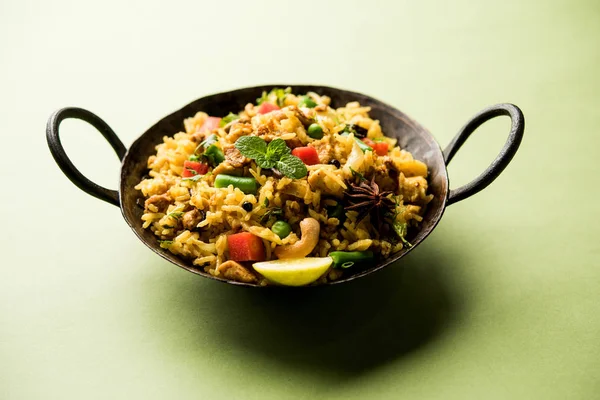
[392,221,413,248]
[257,87,291,106]
[185,167,198,175]
[256,91,268,105]
[263,198,270,207]
[188,154,200,162]
[260,207,283,223]
[200,134,218,149]
[202,144,225,166]
[167,211,183,219]
[349,167,367,182]
[219,112,239,127]
[182,174,204,182]
[235,136,307,179]
[158,240,173,246]
[341,132,373,152]
[272,87,291,107]
[341,123,368,139]
[192,134,224,167]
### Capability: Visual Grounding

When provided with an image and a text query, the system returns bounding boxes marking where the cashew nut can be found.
[274,218,320,259]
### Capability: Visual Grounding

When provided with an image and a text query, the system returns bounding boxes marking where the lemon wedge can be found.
[253,257,333,286]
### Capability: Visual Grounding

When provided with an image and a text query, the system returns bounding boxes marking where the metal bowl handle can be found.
[443,103,525,206]
[46,107,126,207]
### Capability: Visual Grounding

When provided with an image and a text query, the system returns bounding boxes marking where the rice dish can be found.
[135,88,432,285]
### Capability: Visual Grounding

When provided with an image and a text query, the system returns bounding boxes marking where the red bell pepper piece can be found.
[291,146,320,165]
[362,138,389,156]
[372,142,389,156]
[257,102,280,115]
[200,116,222,132]
[362,138,375,147]
[182,160,209,177]
[227,232,266,262]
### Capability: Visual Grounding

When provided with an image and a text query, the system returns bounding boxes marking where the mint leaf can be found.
[235,136,267,159]
[255,154,276,169]
[234,135,305,179]
[277,154,308,179]
[266,139,291,161]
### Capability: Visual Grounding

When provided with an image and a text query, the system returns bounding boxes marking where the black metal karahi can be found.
[47,85,524,287]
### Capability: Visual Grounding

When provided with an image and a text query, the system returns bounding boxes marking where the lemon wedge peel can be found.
[252,257,333,286]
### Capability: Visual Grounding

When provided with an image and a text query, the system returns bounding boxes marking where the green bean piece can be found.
[214,174,258,194]
[329,251,375,269]
[204,144,225,166]
[271,220,292,238]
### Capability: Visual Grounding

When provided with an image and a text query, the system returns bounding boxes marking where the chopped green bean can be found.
[214,174,258,194]
[329,251,374,269]
[203,144,225,166]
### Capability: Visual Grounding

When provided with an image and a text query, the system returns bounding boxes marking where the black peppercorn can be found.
[242,201,253,212]
[329,159,341,168]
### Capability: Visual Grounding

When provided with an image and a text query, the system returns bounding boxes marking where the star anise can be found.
[345,176,396,230]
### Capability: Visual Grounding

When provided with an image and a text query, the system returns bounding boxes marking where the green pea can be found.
[271,220,292,238]
[214,174,258,194]
[329,251,374,269]
[307,123,324,139]
[298,96,317,108]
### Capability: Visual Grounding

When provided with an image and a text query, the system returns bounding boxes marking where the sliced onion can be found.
[343,138,364,174]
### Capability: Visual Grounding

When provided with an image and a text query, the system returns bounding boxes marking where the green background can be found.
[1,0,599,398]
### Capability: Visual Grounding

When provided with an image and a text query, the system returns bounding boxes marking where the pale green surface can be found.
[1,0,599,398]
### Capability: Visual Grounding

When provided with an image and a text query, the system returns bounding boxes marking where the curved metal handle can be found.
[46,107,126,207]
[444,103,524,206]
